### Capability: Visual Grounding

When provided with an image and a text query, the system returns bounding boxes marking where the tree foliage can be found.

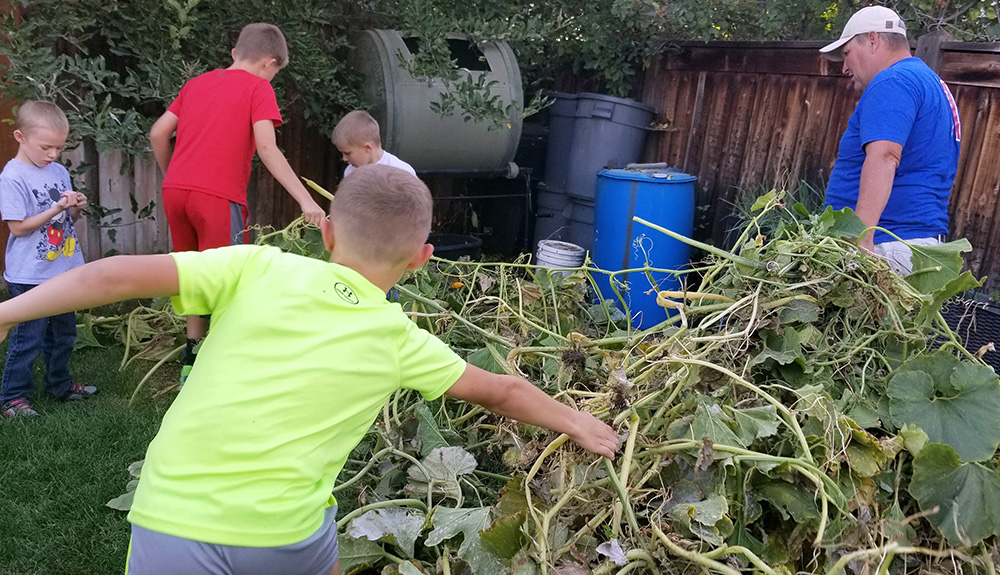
[1,0,996,154]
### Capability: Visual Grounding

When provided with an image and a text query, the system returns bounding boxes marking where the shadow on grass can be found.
[0,340,176,575]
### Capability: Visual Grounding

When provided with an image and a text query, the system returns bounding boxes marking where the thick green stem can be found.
[634,216,766,269]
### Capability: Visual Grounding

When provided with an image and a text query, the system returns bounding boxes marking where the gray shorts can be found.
[125,506,338,575]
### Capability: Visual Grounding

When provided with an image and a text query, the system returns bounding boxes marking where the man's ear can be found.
[231,48,237,62]
[406,243,434,270]
[320,217,335,252]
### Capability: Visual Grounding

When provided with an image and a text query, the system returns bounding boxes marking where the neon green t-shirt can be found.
[127,245,467,547]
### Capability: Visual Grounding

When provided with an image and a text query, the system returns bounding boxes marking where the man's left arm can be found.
[855,139,903,250]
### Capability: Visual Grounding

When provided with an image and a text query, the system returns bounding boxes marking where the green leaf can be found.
[667,495,732,545]
[729,405,780,445]
[888,351,1000,461]
[899,424,929,455]
[844,443,884,477]
[906,239,973,294]
[105,479,139,511]
[751,329,804,366]
[479,511,527,559]
[905,240,983,322]
[337,535,386,574]
[346,507,425,557]
[427,507,503,575]
[909,443,1000,546]
[728,525,765,557]
[467,346,505,374]
[883,500,917,545]
[778,298,820,324]
[414,403,450,457]
[690,402,745,456]
[757,480,820,523]
[815,206,866,238]
[398,562,424,575]
[406,447,478,501]
[750,190,777,212]
[495,479,529,517]
[915,271,983,325]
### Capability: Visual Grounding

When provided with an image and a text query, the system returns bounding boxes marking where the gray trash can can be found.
[542,93,579,193]
[565,93,655,200]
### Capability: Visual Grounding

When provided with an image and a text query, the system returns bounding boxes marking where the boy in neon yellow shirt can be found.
[0,165,619,575]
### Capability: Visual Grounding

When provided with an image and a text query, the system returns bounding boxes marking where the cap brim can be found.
[819,37,851,61]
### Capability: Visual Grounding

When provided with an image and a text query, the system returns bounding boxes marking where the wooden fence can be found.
[638,40,1000,290]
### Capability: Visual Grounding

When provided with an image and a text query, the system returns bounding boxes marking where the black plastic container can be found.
[429,233,483,260]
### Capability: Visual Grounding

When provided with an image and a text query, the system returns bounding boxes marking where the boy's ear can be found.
[231,48,237,62]
[320,217,335,252]
[363,142,374,153]
[12,129,25,144]
[406,243,434,270]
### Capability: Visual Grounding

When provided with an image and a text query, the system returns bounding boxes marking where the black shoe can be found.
[2,398,39,417]
[63,382,98,401]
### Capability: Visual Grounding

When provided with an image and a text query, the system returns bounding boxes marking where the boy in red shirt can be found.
[150,23,325,378]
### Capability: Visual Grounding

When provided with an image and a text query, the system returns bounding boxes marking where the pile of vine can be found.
[102,192,1000,574]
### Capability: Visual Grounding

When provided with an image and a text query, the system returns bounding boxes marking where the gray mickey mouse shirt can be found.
[0,159,85,284]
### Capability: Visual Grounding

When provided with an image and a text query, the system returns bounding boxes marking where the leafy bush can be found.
[0,0,364,154]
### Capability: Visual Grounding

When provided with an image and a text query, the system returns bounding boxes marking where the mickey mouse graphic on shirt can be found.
[31,184,78,262]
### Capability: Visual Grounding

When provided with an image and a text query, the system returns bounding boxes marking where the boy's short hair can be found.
[330,165,431,266]
[233,23,289,68]
[332,111,381,148]
[13,101,69,135]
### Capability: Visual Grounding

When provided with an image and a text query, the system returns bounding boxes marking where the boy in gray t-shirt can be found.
[0,101,96,417]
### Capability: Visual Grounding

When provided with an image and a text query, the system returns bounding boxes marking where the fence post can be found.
[915,29,956,73]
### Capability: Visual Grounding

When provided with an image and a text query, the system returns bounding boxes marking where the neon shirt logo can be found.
[334,282,359,305]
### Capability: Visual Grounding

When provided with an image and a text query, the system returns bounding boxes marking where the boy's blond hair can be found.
[330,165,431,266]
[14,101,69,135]
[332,110,381,148]
[233,23,289,68]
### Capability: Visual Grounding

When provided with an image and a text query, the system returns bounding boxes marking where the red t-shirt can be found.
[163,69,282,205]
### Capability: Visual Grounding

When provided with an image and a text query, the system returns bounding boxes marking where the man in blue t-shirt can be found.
[820,6,961,274]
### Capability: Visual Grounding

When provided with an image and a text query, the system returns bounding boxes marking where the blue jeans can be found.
[0,282,77,403]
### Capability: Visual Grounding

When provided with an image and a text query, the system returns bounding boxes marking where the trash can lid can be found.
[575,92,656,113]
[598,167,697,183]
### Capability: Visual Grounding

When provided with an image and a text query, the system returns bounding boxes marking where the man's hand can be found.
[567,411,621,460]
[300,198,325,226]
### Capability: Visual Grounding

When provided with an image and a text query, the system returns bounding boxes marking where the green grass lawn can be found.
[0,334,176,575]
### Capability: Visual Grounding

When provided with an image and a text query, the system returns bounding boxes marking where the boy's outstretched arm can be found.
[252,120,326,226]
[150,111,179,175]
[0,255,179,340]
[445,364,620,459]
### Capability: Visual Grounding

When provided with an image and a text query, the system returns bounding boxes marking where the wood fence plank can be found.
[98,150,136,256]
[939,50,1000,88]
[132,157,163,254]
[964,93,1000,279]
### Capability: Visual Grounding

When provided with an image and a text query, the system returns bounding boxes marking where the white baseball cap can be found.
[819,6,907,61]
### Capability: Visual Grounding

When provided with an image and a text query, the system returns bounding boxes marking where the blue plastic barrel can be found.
[592,168,697,330]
